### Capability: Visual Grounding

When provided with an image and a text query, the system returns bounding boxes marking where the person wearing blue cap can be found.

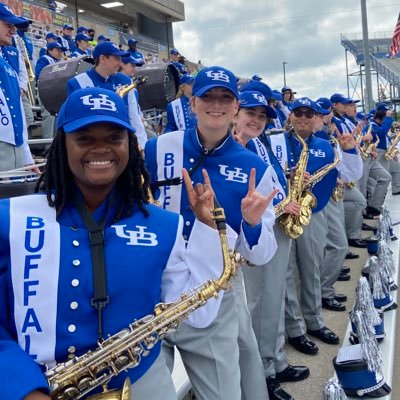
[59,23,74,54]
[0,86,228,400]
[38,31,59,57]
[145,66,278,400]
[0,2,37,172]
[269,89,290,129]
[169,47,187,75]
[76,26,89,35]
[234,91,310,400]
[281,86,296,108]
[69,33,90,58]
[127,38,144,66]
[164,74,196,133]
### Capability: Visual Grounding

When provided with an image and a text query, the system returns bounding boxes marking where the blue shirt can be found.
[165,96,196,133]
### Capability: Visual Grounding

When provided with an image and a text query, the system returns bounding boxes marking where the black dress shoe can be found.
[345,251,359,260]
[366,205,381,216]
[341,266,350,274]
[266,378,294,400]
[334,293,347,302]
[322,297,346,311]
[348,238,367,248]
[337,272,351,281]
[307,326,339,344]
[275,364,310,383]
[288,334,319,355]
[362,222,375,231]
[393,191,400,195]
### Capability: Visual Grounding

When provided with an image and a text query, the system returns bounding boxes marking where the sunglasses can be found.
[292,109,316,119]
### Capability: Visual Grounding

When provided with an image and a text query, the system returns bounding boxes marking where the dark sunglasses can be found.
[292,109,316,119]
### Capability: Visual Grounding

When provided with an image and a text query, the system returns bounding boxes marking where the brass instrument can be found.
[280,132,315,239]
[46,202,234,400]
[360,124,380,160]
[116,77,148,98]
[384,129,400,160]
[331,183,344,202]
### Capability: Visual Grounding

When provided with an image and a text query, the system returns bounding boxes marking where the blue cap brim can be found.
[240,102,277,119]
[2,15,29,25]
[195,83,239,99]
[63,115,136,134]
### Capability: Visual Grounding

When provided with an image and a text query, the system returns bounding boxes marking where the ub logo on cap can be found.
[205,69,230,83]
[299,98,311,106]
[252,93,268,105]
[81,94,117,112]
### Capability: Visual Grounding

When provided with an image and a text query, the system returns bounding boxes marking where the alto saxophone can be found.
[45,201,234,400]
[280,131,316,239]
[384,129,400,160]
[361,124,380,160]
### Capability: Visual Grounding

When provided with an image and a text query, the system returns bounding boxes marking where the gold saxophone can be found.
[279,131,316,239]
[360,124,380,160]
[46,202,234,400]
[384,129,400,160]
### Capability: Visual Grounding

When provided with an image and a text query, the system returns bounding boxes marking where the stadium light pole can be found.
[361,0,374,111]
[283,61,287,86]
[74,0,79,27]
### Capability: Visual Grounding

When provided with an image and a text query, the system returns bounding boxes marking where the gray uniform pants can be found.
[21,90,34,128]
[243,224,291,378]
[377,149,400,194]
[0,141,26,171]
[358,157,391,210]
[285,210,328,337]
[162,272,268,400]
[343,185,367,240]
[131,354,177,400]
[320,198,348,299]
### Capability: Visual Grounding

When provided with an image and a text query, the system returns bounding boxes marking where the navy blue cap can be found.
[348,98,360,104]
[63,24,74,30]
[93,41,129,59]
[316,97,332,110]
[330,93,352,104]
[46,32,59,40]
[77,26,89,33]
[239,91,277,118]
[376,103,390,112]
[75,33,90,42]
[179,74,195,85]
[170,48,179,55]
[282,85,297,94]
[57,87,136,133]
[128,38,138,45]
[315,103,330,115]
[0,2,28,25]
[241,80,273,101]
[291,97,320,113]
[192,66,239,98]
[47,42,63,51]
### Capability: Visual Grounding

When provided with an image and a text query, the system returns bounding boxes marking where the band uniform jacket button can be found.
[68,345,76,353]
[72,259,80,266]
[68,324,76,333]
[189,158,194,163]
[70,301,78,310]
[71,279,79,287]
[72,240,79,247]
[185,220,191,226]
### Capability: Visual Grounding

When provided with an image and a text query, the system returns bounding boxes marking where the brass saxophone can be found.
[360,124,380,160]
[280,131,315,239]
[384,129,400,160]
[46,202,234,400]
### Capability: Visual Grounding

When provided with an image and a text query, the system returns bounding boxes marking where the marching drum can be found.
[136,63,180,111]
[38,56,94,115]
[0,171,39,199]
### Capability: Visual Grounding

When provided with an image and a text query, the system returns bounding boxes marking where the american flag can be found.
[390,13,400,58]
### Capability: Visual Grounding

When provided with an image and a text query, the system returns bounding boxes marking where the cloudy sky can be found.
[173,1,400,101]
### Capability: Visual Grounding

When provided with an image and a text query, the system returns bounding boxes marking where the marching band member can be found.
[59,24,74,54]
[38,32,59,57]
[169,47,187,75]
[164,74,196,133]
[126,38,145,66]
[0,2,36,172]
[281,86,296,109]
[35,42,64,81]
[0,87,227,400]
[69,33,90,58]
[234,90,309,400]
[145,66,278,400]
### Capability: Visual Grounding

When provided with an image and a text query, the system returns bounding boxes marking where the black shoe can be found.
[345,251,359,260]
[337,272,351,281]
[334,293,347,302]
[362,222,375,231]
[275,365,310,383]
[288,334,319,355]
[307,326,339,344]
[348,238,367,248]
[393,191,400,195]
[266,378,294,400]
[341,266,350,274]
[322,298,346,311]
[366,206,381,216]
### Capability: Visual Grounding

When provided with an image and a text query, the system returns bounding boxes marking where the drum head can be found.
[38,56,94,115]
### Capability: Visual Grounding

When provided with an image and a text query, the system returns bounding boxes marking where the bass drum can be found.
[37,55,94,115]
[0,171,39,199]
[135,63,180,111]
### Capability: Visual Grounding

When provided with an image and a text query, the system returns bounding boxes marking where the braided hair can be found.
[35,128,150,220]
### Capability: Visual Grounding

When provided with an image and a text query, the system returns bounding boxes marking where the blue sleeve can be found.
[164,103,178,133]
[34,58,48,81]
[39,47,45,58]
[241,221,262,248]
[373,117,394,143]
[67,77,80,95]
[144,137,158,182]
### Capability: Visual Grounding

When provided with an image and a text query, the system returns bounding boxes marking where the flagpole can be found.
[361,0,374,112]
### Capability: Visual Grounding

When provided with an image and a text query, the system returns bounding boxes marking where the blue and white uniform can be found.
[0,192,225,399]
[127,49,145,66]
[164,95,196,133]
[35,54,59,81]
[69,48,89,58]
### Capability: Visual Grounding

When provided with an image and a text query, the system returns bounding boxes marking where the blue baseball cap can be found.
[251,74,262,81]
[356,112,368,120]
[376,103,390,112]
[241,80,273,101]
[239,91,277,118]
[330,93,352,104]
[75,33,90,42]
[47,42,63,51]
[0,2,28,25]
[348,98,360,104]
[77,26,89,33]
[315,103,331,116]
[282,86,297,94]
[63,24,74,30]
[128,38,138,45]
[93,41,129,58]
[291,97,320,113]
[316,97,332,110]
[46,32,59,40]
[98,35,109,41]
[271,90,283,101]
[170,48,179,55]
[57,87,136,133]
[192,66,239,98]
[179,74,195,85]
[121,55,141,65]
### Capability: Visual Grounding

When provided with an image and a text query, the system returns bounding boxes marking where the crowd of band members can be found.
[1,4,400,400]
